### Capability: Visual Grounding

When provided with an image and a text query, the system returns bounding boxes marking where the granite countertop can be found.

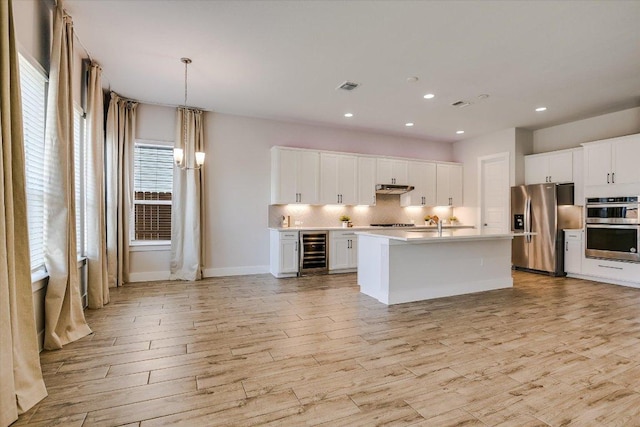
[269,225,474,231]
[354,228,525,243]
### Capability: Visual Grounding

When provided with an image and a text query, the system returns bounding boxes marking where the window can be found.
[133,143,173,241]
[19,54,47,272]
[74,106,86,256]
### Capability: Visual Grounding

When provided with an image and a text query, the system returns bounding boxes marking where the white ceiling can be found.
[64,0,640,142]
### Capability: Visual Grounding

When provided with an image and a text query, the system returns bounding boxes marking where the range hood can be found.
[375,184,415,194]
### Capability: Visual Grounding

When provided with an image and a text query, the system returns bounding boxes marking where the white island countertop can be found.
[354,228,521,243]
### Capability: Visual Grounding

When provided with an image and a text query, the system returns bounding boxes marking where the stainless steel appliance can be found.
[375,184,415,194]
[511,183,581,275]
[585,196,640,262]
[299,231,328,275]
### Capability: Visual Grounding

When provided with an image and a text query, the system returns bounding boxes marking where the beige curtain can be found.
[170,108,205,281]
[43,3,92,350]
[0,0,48,424]
[85,63,109,308]
[106,93,137,287]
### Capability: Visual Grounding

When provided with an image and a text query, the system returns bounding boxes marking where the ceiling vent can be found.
[337,81,360,91]
[451,100,472,108]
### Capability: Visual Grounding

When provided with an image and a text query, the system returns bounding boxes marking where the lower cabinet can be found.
[329,230,358,271]
[564,229,583,275]
[581,257,640,285]
[269,230,299,278]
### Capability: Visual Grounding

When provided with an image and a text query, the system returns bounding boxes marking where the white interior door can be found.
[479,153,509,234]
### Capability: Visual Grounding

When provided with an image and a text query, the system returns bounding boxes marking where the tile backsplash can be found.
[268,194,455,228]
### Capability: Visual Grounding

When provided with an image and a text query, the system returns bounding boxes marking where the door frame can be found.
[478,152,510,233]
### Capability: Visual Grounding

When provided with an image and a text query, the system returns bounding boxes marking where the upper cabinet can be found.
[320,153,358,205]
[524,148,584,205]
[401,161,436,207]
[524,150,573,185]
[271,146,464,207]
[271,147,319,204]
[584,134,640,190]
[376,158,408,185]
[357,156,377,206]
[436,163,463,206]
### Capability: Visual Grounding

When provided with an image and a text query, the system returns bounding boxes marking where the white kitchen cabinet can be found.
[564,229,583,275]
[524,150,573,185]
[329,230,357,271]
[357,156,377,205]
[269,230,299,278]
[583,134,640,190]
[573,148,584,206]
[271,147,319,204]
[436,163,463,206]
[377,158,408,185]
[320,153,358,205]
[401,161,437,207]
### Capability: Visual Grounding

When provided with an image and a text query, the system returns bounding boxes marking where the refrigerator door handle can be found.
[525,196,532,243]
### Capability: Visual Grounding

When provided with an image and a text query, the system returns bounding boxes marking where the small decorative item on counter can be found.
[424,215,439,225]
[449,216,458,225]
[339,215,351,228]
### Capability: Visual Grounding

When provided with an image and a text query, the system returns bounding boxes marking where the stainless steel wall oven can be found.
[585,197,640,262]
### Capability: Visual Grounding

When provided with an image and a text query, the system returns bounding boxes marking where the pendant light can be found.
[174,57,205,169]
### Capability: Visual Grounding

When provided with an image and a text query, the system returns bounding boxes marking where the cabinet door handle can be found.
[295,241,298,251]
[612,172,615,183]
[607,173,610,184]
[566,242,568,251]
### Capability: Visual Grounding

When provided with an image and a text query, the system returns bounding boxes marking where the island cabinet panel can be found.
[357,230,513,305]
[401,161,436,207]
[271,147,319,204]
[436,163,463,206]
[319,153,358,205]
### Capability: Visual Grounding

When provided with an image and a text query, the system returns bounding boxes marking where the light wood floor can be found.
[15,271,640,426]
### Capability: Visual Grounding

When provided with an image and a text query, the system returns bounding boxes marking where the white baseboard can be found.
[203,265,270,277]
[128,270,171,283]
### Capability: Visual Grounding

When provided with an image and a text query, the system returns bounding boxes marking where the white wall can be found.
[13,0,51,71]
[533,106,640,153]
[450,127,533,227]
[132,105,454,278]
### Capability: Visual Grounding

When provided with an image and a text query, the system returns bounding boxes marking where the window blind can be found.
[19,54,47,272]
[74,107,85,255]
[133,144,173,241]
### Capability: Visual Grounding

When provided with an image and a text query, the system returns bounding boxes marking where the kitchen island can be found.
[356,229,516,305]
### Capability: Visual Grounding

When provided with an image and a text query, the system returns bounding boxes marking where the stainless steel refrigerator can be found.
[511,183,582,276]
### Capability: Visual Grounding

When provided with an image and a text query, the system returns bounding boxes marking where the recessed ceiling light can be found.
[405,122,414,127]
[456,130,465,134]
[535,107,547,112]
[344,113,353,118]
[423,93,435,99]
[407,76,419,83]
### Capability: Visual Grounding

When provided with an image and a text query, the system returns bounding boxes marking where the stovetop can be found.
[370,223,416,228]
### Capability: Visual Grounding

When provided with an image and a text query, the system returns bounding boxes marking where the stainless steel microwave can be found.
[586,196,639,224]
